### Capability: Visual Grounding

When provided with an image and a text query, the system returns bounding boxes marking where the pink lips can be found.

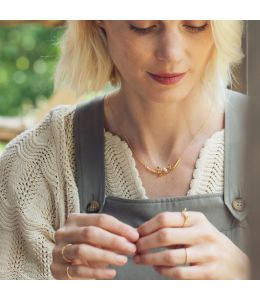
[148,72,186,85]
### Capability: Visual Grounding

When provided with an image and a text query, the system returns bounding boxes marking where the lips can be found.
[148,72,186,85]
[151,72,185,77]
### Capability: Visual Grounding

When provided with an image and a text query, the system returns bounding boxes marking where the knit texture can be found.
[104,129,224,198]
[0,105,224,279]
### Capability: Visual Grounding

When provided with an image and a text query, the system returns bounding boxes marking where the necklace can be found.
[106,96,213,177]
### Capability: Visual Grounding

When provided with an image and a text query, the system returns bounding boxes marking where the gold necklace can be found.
[106,96,213,177]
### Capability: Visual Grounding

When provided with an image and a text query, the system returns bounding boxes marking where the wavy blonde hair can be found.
[54,21,245,106]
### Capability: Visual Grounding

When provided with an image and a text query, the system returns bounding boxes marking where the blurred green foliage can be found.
[0,24,64,116]
[0,141,6,152]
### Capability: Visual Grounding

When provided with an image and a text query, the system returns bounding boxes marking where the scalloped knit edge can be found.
[105,129,224,199]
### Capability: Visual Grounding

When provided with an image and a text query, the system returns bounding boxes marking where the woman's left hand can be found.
[133,211,251,279]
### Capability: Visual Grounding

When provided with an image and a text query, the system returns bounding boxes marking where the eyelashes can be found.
[129,24,155,33]
[183,23,209,33]
[129,24,156,34]
[129,22,209,34]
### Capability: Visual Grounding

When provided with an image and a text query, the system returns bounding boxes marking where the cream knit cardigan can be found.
[0,105,224,279]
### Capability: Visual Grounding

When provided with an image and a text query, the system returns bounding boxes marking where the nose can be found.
[155,30,185,63]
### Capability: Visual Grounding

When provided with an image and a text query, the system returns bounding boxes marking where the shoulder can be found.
[3,105,75,154]
[224,89,249,122]
[225,88,248,99]
[0,105,76,183]
[0,104,78,221]
[225,89,249,107]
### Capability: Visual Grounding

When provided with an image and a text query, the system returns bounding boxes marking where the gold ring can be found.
[61,243,73,263]
[181,208,190,227]
[66,265,73,280]
[184,247,188,265]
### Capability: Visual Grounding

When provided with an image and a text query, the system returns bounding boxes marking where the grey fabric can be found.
[224,89,249,221]
[74,98,105,213]
[74,90,250,279]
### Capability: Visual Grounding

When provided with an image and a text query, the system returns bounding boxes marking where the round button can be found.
[232,198,245,212]
[86,200,100,213]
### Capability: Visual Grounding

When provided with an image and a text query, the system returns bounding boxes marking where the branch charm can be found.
[144,159,181,177]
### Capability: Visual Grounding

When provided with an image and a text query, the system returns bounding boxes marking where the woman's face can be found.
[99,20,214,103]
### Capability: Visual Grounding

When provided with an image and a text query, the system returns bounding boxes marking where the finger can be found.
[136,227,197,252]
[64,264,116,280]
[133,248,188,267]
[54,243,128,267]
[88,262,109,268]
[154,263,217,280]
[137,211,202,237]
[66,213,139,242]
[57,226,137,255]
[134,244,218,267]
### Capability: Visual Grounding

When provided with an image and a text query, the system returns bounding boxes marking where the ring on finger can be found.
[66,265,95,280]
[183,247,188,265]
[181,208,190,227]
[62,243,73,263]
[66,265,73,280]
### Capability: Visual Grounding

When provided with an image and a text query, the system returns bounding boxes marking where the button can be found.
[232,198,245,212]
[86,200,100,213]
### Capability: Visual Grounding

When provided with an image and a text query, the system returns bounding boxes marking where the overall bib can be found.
[74,90,249,279]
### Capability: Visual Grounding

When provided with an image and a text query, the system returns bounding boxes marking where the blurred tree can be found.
[0,23,64,116]
[0,141,6,153]
[0,21,64,27]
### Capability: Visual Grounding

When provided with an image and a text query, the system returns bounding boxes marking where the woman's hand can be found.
[51,213,139,280]
[133,211,251,279]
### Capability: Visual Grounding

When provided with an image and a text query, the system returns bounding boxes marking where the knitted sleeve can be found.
[0,105,79,279]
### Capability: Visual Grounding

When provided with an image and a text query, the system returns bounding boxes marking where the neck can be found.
[104,86,224,166]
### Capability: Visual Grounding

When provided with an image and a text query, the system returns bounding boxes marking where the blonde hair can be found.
[54,20,245,106]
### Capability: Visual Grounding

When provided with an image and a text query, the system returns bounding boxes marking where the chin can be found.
[146,87,190,104]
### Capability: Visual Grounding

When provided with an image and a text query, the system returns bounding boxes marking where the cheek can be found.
[199,36,214,67]
[192,42,214,76]
[108,37,147,76]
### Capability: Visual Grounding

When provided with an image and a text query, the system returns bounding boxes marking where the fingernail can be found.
[125,242,136,252]
[128,230,139,241]
[105,269,116,278]
[116,255,127,264]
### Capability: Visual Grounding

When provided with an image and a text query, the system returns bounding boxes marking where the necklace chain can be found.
[106,95,213,177]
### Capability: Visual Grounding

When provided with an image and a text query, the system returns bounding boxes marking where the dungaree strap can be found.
[224,89,249,221]
[74,95,105,213]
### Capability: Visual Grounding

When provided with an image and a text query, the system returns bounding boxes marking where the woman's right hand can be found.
[51,213,139,280]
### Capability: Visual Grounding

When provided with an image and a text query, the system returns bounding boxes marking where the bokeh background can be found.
[0,21,64,116]
[0,21,64,152]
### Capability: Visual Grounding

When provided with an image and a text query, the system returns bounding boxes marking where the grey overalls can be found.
[74,89,249,279]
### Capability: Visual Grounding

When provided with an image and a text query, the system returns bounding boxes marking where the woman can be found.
[0,20,250,280]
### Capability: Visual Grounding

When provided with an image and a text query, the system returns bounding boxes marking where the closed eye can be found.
[183,23,209,33]
[129,24,157,34]
[129,23,209,34]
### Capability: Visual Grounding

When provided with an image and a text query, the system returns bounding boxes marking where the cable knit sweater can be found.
[0,104,224,279]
